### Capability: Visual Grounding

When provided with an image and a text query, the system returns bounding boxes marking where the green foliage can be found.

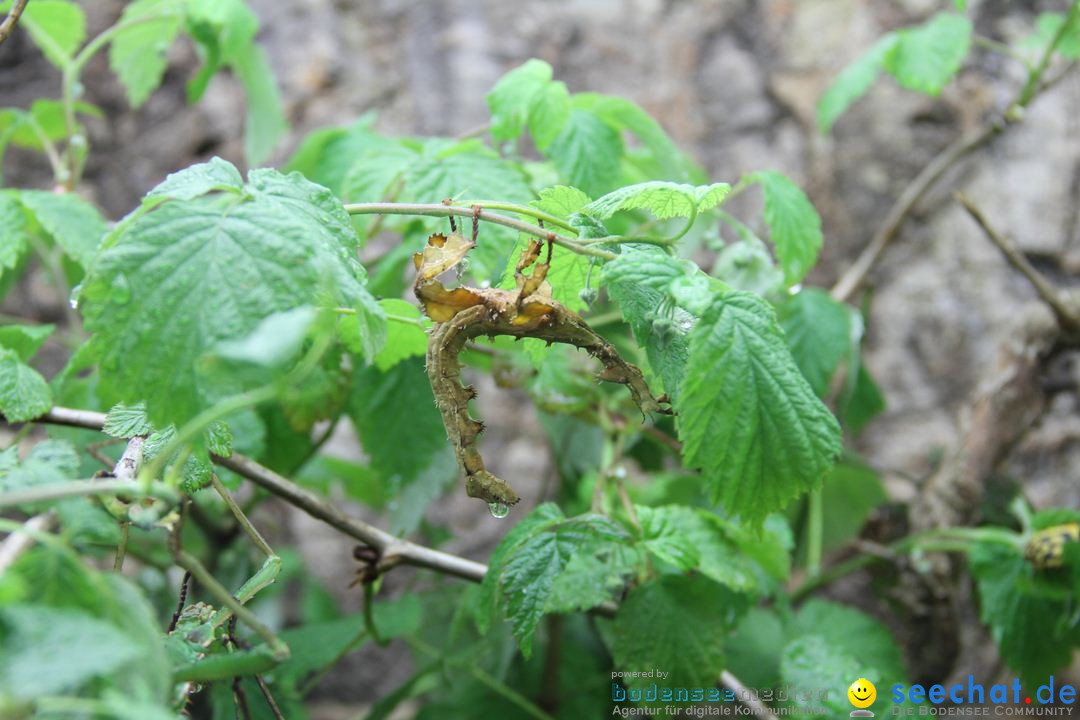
[746,171,823,286]
[583,181,731,221]
[970,517,1080,684]
[18,190,106,269]
[545,109,624,198]
[0,348,53,423]
[779,288,858,398]
[482,504,631,656]
[19,0,86,68]
[819,12,973,131]
[1024,12,1080,60]
[601,574,750,689]
[80,159,378,426]
[679,291,842,524]
[108,0,185,108]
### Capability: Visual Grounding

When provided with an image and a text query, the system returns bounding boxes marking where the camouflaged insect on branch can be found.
[413,229,670,508]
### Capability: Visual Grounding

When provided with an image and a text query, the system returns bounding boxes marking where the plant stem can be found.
[408,637,557,720]
[113,522,129,572]
[176,549,289,661]
[0,478,175,508]
[345,203,616,260]
[805,490,824,577]
[462,200,575,232]
[212,474,275,558]
[0,0,28,46]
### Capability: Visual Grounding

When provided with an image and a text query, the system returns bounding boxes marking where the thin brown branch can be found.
[830,126,996,303]
[0,0,28,46]
[0,512,57,573]
[955,191,1080,332]
[830,49,1078,303]
[23,405,767,715]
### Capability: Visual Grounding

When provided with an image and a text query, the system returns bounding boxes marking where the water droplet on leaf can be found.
[488,502,510,519]
[68,283,82,309]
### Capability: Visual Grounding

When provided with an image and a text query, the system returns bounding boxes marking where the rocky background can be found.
[3,0,1080,715]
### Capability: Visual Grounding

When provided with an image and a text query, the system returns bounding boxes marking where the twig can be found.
[252,674,285,720]
[0,0,28,46]
[830,126,996,302]
[0,477,173,508]
[175,549,289,660]
[17,406,773,715]
[955,191,1080,332]
[830,15,1079,303]
[345,203,615,260]
[0,512,57,573]
[167,570,192,633]
[113,522,129,572]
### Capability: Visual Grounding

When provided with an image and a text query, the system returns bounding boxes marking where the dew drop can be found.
[68,283,82,310]
[111,273,132,304]
[488,502,510,519]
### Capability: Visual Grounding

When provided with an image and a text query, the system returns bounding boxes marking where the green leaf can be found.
[20,0,86,68]
[349,358,449,484]
[107,0,184,108]
[883,12,973,95]
[678,291,842,524]
[788,599,907,682]
[232,42,289,165]
[780,636,879,716]
[214,306,317,367]
[494,510,630,656]
[0,439,79,491]
[146,156,244,201]
[1023,13,1080,61]
[584,181,731,221]
[725,608,786,687]
[478,502,564,635]
[601,245,693,400]
[747,171,824,286]
[635,505,701,570]
[794,458,886,564]
[373,300,428,371]
[532,185,591,219]
[103,402,154,438]
[0,348,52,423]
[636,505,784,593]
[0,192,29,279]
[19,190,107,269]
[818,35,898,133]
[0,605,141,701]
[486,59,554,142]
[527,80,571,151]
[574,93,695,183]
[602,575,749,688]
[339,293,388,364]
[544,109,624,198]
[0,324,54,362]
[80,164,366,426]
[971,541,1078,683]
[778,288,856,397]
[839,364,886,434]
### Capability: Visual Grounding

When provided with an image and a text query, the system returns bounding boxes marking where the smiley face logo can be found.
[848,678,876,709]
